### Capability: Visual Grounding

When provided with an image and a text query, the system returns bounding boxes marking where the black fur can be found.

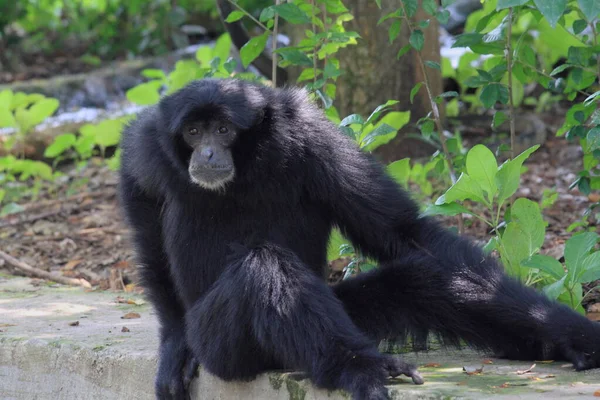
[118,78,600,400]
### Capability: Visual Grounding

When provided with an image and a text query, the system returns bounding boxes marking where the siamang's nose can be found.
[200,147,214,161]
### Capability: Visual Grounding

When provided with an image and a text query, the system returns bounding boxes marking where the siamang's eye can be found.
[188,127,199,135]
[218,126,228,134]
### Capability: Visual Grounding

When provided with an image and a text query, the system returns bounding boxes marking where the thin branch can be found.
[506,8,516,159]
[272,0,281,86]
[0,250,92,288]
[591,22,600,83]
[397,1,462,231]
[226,0,270,31]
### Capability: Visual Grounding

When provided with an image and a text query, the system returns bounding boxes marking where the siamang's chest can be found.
[162,193,331,304]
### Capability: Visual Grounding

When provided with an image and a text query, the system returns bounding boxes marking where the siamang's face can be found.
[182,119,237,190]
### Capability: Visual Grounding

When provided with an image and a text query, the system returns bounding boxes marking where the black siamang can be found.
[118,78,600,400]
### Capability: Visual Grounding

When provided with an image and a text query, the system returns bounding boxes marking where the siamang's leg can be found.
[185,243,422,400]
[120,178,197,399]
[334,230,600,370]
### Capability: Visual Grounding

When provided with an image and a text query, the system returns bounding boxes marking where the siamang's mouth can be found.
[201,164,233,171]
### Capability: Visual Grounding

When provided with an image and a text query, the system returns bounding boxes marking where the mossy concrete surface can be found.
[1,277,599,400]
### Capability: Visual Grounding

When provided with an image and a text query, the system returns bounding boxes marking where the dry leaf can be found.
[68,321,79,327]
[516,363,536,375]
[588,193,600,203]
[483,359,494,364]
[593,390,600,397]
[0,323,16,328]
[62,259,83,271]
[115,296,145,306]
[463,365,484,375]
[424,363,441,368]
[121,312,141,319]
[121,326,130,332]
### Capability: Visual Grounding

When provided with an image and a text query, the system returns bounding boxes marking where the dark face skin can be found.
[183,119,237,190]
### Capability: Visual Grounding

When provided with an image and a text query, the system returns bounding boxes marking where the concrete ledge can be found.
[1,277,599,400]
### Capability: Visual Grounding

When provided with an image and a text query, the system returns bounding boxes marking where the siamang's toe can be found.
[183,355,200,387]
[383,356,424,385]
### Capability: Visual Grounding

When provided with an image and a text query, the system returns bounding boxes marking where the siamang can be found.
[118,78,600,400]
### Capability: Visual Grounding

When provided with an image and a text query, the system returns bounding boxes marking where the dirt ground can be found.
[0,134,598,315]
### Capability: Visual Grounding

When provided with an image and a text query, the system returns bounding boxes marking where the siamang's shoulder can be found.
[119,106,175,198]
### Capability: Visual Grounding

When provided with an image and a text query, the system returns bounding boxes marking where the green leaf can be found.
[44,133,76,158]
[387,158,411,187]
[564,232,599,282]
[586,127,600,152]
[543,276,566,300]
[493,111,508,128]
[389,20,402,43]
[410,82,423,104]
[522,254,565,279]
[340,113,364,127]
[466,144,498,202]
[550,64,573,76]
[480,83,509,108]
[27,98,59,127]
[0,107,16,128]
[141,69,166,79]
[421,202,474,217]
[0,90,13,108]
[436,10,450,25]
[578,0,600,21]
[360,123,396,148]
[327,228,349,262]
[259,6,276,22]
[497,0,529,9]
[274,3,311,24]
[435,173,486,205]
[225,10,245,22]
[94,119,124,148]
[452,33,483,48]
[361,112,409,152]
[365,100,400,125]
[572,19,588,35]
[397,44,412,58]
[501,198,546,276]
[240,32,269,68]
[579,251,600,283]
[496,145,539,204]
[275,48,313,66]
[422,0,438,15]
[403,0,418,17]
[126,81,162,105]
[533,0,566,28]
[409,30,424,51]
[424,61,441,70]
[213,33,232,63]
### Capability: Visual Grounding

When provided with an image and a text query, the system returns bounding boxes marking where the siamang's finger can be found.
[384,356,424,385]
[183,355,200,387]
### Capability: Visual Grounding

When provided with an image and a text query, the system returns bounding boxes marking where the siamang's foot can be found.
[338,353,423,400]
[383,355,424,385]
[155,343,199,400]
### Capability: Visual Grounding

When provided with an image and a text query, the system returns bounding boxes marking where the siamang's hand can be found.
[155,335,199,400]
[550,318,600,371]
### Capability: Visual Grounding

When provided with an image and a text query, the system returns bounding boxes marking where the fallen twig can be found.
[0,250,92,288]
[516,363,536,375]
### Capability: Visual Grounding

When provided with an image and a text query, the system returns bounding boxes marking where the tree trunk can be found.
[287,0,444,162]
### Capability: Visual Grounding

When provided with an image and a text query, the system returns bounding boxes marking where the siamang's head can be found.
[157,79,268,191]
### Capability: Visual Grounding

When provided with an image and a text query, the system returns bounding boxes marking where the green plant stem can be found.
[226,0,270,31]
[514,60,592,97]
[397,2,461,228]
[272,0,280,86]
[506,8,516,160]
[591,22,600,83]
[311,0,318,86]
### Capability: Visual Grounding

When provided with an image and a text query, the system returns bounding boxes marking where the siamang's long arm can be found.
[309,126,600,371]
[118,174,198,398]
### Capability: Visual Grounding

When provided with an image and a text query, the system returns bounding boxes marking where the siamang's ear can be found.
[255,108,266,125]
[158,93,191,134]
